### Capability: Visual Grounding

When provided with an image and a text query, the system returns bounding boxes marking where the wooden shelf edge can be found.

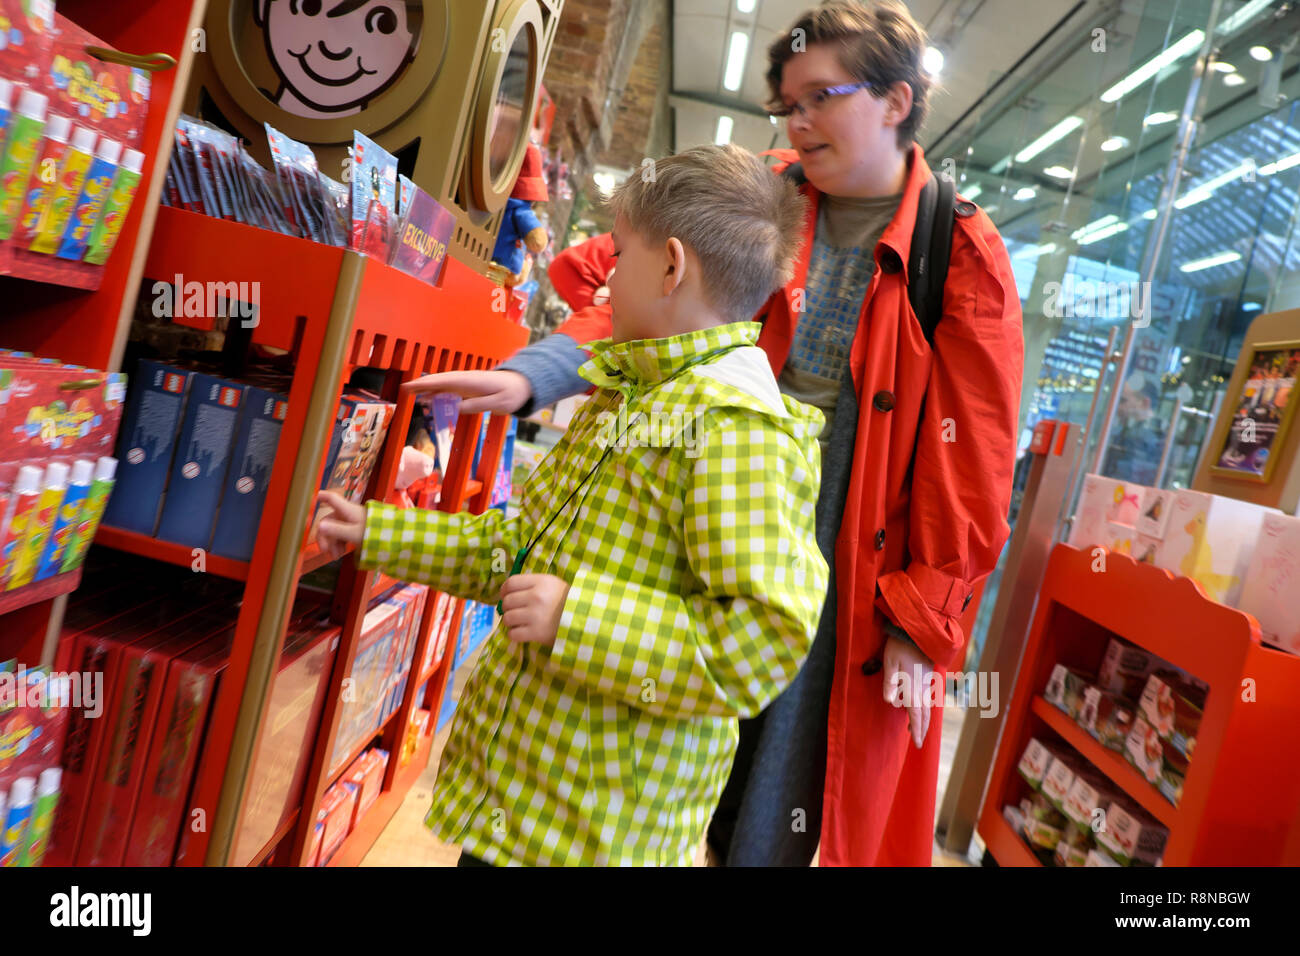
[249,807,301,867]
[323,730,436,867]
[0,567,83,616]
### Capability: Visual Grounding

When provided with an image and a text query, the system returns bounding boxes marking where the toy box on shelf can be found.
[978,543,1300,866]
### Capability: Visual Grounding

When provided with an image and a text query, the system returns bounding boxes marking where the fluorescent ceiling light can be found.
[1015,116,1084,163]
[1071,214,1118,240]
[1100,136,1129,152]
[1044,165,1075,179]
[1211,61,1237,72]
[1223,72,1246,86]
[1014,186,1037,201]
[923,46,944,77]
[1014,242,1057,260]
[962,183,982,200]
[736,0,756,12]
[1260,151,1300,175]
[1250,45,1274,61]
[714,115,734,145]
[1144,111,1179,126]
[1174,161,1255,208]
[1242,301,1262,310]
[1077,221,1129,245]
[1100,30,1205,103]
[1141,208,1158,219]
[990,154,1012,174]
[1180,250,1241,272]
[723,32,749,92]
[1219,0,1276,36]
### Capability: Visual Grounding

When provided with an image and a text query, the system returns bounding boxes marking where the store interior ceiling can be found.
[659,0,1300,302]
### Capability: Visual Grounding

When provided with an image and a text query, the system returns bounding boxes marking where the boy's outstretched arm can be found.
[545,408,829,721]
[327,492,525,606]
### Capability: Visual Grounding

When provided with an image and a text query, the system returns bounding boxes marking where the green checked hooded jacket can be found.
[359,320,829,865]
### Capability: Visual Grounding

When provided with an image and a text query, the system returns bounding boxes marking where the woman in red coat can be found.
[412,0,1022,866]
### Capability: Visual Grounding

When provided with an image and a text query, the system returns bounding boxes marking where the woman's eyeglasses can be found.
[768,81,874,120]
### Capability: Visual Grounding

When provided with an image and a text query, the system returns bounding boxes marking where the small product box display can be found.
[1021,793,1068,851]
[1124,715,1165,787]
[155,374,247,548]
[1237,512,1300,656]
[1103,520,1135,556]
[344,747,389,829]
[1016,737,1054,789]
[209,387,288,561]
[1062,772,1116,832]
[1085,848,1121,867]
[1043,665,1092,720]
[1040,755,1077,812]
[1152,490,1276,607]
[316,780,359,865]
[330,599,401,775]
[1135,486,1176,540]
[1067,473,1143,550]
[1097,637,1157,700]
[1076,685,1135,752]
[1094,801,1168,866]
[103,360,190,535]
[1052,826,1091,868]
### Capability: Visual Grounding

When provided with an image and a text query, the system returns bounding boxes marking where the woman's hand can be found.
[499,573,570,646]
[314,490,365,560]
[400,369,532,415]
[883,633,939,749]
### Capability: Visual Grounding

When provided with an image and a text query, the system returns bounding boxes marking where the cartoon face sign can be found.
[255,0,419,118]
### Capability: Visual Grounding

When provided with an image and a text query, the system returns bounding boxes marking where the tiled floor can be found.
[363,652,981,867]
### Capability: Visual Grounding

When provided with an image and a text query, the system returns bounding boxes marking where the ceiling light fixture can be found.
[715,115,734,145]
[1014,186,1037,201]
[1180,250,1241,272]
[1043,165,1075,179]
[723,32,749,92]
[1144,110,1179,126]
[1223,72,1246,86]
[923,46,944,77]
[1100,135,1129,152]
[1100,30,1205,103]
[1015,116,1085,163]
[1250,45,1274,61]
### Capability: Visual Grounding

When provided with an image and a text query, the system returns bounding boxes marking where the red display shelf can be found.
[0,245,102,290]
[93,525,251,581]
[978,544,1300,866]
[324,728,436,868]
[0,568,83,616]
[250,808,301,868]
[982,809,1044,868]
[1030,695,1178,829]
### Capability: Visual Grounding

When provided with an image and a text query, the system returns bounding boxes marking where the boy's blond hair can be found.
[607,144,808,322]
[765,0,934,150]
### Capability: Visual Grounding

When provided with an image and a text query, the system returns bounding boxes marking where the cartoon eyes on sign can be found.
[254,0,419,119]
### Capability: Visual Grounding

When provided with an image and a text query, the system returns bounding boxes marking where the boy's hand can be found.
[400,369,532,415]
[499,574,569,646]
[314,490,365,560]
[882,633,938,750]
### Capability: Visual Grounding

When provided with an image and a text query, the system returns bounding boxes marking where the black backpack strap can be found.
[780,161,807,187]
[908,174,957,347]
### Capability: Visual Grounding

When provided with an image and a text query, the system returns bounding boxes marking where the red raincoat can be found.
[544,145,1023,865]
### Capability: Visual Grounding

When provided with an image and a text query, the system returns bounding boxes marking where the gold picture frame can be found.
[1208,339,1300,484]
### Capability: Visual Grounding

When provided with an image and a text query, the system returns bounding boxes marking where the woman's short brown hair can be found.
[765,0,933,150]
[607,144,808,322]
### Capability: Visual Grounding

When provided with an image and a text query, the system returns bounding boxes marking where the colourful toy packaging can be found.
[13,111,70,243]
[0,464,41,587]
[102,360,190,536]
[230,622,339,867]
[25,122,94,251]
[349,131,397,257]
[1152,490,1277,607]
[36,16,151,151]
[1067,473,1144,551]
[124,628,233,866]
[0,88,47,239]
[209,387,287,562]
[329,599,401,776]
[1094,801,1167,866]
[0,667,70,803]
[154,374,246,549]
[83,146,144,264]
[317,779,358,865]
[33,457,91,580]
[1237,512,1300,656]
[75,609,235,866]
[58,455,115,572]
[0,1,55,83]
[5,459,66,590]
[53,135,120,260]
[344,748,388,830]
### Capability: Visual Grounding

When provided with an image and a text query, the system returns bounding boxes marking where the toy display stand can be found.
[0,1,528,868]
[978,543,1300,866]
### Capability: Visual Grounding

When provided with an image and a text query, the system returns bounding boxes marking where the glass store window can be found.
[933,0,1299,660]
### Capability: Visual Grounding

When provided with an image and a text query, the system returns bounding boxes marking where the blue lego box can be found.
[210,387,289,561]
[156,375,247,549]
[102,360,192,535]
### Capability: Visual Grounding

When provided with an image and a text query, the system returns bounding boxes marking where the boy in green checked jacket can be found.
[316,144,829,866]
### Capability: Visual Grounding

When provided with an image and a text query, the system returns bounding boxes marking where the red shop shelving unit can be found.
[978,543,1300,866]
